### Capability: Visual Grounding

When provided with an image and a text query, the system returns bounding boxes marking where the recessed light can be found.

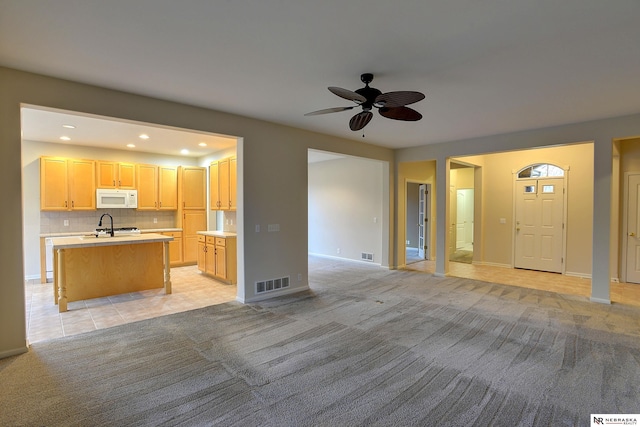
[62,124,75,129]
[139,134,150,140]
[198,142,207,147]
[180,149,189,155]
[60,136,71,141]
[127,144,136,148]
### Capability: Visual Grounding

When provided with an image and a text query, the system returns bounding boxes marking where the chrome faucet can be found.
[98,213,114,237]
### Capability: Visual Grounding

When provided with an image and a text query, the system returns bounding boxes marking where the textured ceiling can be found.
[2,1,640,150]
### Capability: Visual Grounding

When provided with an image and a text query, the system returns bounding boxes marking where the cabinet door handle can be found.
[113,180,115,186]
[118,180,121,186]
[65,201,68,208]
[71,201,74,208]
[159,201,162,208]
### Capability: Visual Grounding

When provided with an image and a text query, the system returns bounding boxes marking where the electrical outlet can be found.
[153,218,157,224]
[63,220,69,226]
[337,248,341,254]
[298,273,302,281]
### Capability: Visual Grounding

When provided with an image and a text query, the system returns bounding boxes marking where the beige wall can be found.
[1,67,394,358]
[460,143,594,275]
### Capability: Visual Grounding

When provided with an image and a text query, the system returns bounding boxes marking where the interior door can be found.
[418,184,427,259]
[456,191,466,249]
[449,185,457,257]
[514,178,564,273]
[625,174,640,283]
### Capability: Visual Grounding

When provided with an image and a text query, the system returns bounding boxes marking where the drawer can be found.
[197,235,206,243]
[206,236,215,244]
[163,232,181,238]
[215,237,226,246]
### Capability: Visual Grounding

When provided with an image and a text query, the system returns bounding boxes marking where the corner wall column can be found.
[591,137,612,303]
[435,156,450,277]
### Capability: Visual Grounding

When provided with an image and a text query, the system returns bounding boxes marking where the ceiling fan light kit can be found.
[305,73,425,131]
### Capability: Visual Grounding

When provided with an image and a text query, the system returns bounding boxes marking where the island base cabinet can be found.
[54,242,164,305]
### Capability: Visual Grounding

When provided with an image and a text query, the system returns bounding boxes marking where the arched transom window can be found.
[517,163,564,178]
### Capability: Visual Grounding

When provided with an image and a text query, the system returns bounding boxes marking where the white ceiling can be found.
[20,106,237,157]
[2,1,640,150]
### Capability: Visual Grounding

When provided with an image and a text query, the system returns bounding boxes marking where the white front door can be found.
[514,178,564,273]
[625,174,640,283]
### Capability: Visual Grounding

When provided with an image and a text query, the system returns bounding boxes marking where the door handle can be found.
[630,232,636,237]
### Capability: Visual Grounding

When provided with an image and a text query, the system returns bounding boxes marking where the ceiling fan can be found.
[305,73,425,131]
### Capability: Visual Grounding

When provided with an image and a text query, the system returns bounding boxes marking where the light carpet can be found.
[2,256,639,426]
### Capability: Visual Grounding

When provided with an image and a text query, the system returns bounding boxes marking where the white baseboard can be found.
[239,285,310,304]
[0,346,28,359]
[474,261,512,269]
[308,252,381,266]
[565,271,592,279]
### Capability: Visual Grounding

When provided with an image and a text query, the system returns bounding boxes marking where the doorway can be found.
[449,164,475,264]
[406,181,431,264]
[513,164,566,273]
[624,173,640,283]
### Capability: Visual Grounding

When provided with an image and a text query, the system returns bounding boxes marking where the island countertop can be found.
[196,231,237,238]
[50,233,173,250]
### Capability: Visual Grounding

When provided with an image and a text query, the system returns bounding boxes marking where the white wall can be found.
[309,156,384,264]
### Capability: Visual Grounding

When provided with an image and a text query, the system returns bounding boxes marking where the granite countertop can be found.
[50,233,173,249]
[41,228,182,238]
[197,230,237,238]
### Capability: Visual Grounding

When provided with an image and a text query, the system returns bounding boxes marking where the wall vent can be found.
[361,252,374,262]
[256,276,290,294]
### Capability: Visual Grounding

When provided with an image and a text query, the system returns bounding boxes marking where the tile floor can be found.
[406,258,640,308]
[25,265,236,344]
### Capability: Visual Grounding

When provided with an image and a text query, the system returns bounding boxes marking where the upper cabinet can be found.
[210,156,237,211]
[180,166,207,210]
[96,161,136,189]
[136,164,178,210]
[41,156,96,211]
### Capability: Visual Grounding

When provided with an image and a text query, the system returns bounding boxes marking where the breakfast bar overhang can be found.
[50,233,173,312]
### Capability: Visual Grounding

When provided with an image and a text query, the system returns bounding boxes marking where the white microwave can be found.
[96,189,138,209]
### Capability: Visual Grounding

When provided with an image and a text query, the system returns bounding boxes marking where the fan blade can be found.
[349,111,373,131]
[304,106,356,116]
[375,91,425,107]
[379,106,422,121]
[329,87,367,104]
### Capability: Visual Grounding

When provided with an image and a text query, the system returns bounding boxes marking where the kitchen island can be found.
[50,233,173,312]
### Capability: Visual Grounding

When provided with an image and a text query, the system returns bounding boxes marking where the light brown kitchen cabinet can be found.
[136,164,177,210]
[182,210,206,264]
[210,156,236,210]
[159,166,178,210]
[96,161,135,189]
[197,234,237,284]
[162,231,183,266]
[179,166,206,209]
[40,156,96,211]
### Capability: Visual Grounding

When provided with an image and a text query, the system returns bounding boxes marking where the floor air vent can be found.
[256,276,290,294]
[361,252,374,262]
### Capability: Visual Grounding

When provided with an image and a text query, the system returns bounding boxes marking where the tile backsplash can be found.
[40,210,176,234]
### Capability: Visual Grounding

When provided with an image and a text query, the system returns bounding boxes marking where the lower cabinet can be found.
[162,231,183,266]
[197,234,237,284]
